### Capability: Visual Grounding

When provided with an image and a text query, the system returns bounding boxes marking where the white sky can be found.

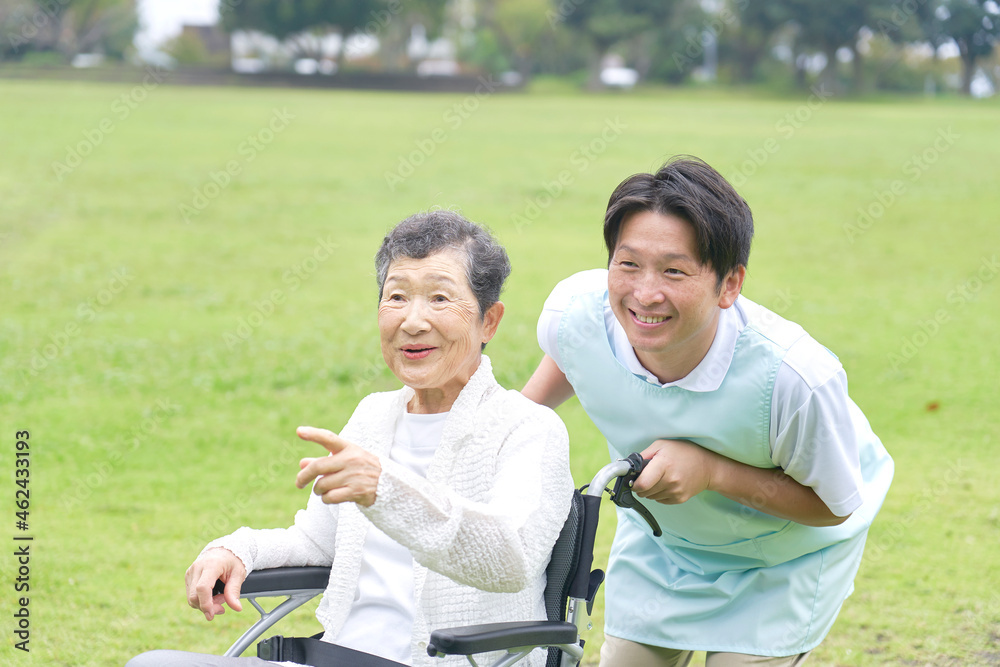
[135,0,219,53]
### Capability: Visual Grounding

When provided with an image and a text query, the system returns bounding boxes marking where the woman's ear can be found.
[481,301,505,344]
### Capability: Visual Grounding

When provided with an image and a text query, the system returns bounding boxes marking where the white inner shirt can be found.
[537,269,864,517]
[334,410,447,664]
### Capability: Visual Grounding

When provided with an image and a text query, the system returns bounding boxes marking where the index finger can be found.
[296,426,348,455]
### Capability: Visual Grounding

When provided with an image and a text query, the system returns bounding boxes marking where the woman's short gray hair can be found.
[375,210,511,317]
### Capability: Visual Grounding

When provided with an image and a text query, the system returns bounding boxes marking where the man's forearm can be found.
[710,455,849,527]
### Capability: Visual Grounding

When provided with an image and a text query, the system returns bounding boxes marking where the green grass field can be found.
[1,78,998,666]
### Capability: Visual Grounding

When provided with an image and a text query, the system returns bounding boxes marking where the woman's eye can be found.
[432,294,448,303]
[665,268,684,275]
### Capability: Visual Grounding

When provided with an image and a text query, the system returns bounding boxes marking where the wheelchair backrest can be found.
[542,490,588,666]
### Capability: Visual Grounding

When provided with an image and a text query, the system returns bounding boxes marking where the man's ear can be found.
[718,266,746,309]
[482,301,505,344]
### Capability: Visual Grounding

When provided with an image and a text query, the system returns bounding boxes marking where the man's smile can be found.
[630,309,671,325]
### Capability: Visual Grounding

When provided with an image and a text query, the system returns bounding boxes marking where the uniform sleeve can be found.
[770,345,865,518]
[360,404,574,594]
[537,269,609,372]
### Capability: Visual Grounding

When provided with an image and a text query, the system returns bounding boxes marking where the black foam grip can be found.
[568,494,602,600]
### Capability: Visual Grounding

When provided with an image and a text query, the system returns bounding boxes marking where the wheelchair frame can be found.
[214,455,649,666]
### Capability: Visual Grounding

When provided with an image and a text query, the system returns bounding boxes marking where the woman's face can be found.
[378,248,503,412]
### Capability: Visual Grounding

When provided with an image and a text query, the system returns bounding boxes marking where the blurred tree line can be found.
[0,0,136,63]
[216,0,999,94]
[2,0,997,95]
[217,0,449,70]
[479,0,999,94]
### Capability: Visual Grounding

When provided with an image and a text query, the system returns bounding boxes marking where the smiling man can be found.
[522,156,894,667]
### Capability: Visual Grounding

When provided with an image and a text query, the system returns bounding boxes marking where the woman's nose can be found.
[400,299,431,334]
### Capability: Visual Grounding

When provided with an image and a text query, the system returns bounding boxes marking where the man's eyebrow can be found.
[615,244,695,262]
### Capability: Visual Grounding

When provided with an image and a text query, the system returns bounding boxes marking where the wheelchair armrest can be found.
[211,567,332,658]
[427,620,578,657]
[213,566,332,598]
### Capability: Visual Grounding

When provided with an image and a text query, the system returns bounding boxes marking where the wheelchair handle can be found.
[595,453,662,537]
[568,454,662,603]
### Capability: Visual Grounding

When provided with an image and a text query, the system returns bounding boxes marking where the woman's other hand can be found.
[185,548,245,621]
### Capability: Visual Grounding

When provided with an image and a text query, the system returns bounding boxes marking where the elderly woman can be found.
[128,211,574,667]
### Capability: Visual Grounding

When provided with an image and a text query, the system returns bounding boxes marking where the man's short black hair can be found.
[604,156,754,286]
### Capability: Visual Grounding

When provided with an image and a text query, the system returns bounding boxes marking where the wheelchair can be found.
[212,454,661,667]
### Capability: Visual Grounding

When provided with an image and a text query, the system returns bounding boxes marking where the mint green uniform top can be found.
[556,287,893,656]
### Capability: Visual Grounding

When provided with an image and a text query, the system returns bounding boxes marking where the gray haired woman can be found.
[128,211,574,667]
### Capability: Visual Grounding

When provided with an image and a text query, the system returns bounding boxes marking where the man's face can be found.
[607,210,743,383]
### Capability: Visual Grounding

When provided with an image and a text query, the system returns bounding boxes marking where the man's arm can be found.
[711,451,849,526]
[635,439,849,527]
[521,354,575,409]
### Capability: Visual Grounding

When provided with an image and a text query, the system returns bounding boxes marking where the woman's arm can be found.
[521,354,575,409]
[199,492,339,574]
[361,406,574,593]
[199,417,378,576]
[185,491,338,621]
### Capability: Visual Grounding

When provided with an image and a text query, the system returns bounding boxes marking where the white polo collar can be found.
[605,297,745,392]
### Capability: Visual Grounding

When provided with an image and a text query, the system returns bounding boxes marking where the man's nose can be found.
[634,272,666,306]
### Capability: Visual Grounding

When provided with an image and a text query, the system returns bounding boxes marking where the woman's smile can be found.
[401,345,436,360]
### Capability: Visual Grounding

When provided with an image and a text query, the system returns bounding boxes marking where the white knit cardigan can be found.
[204,356,575,666]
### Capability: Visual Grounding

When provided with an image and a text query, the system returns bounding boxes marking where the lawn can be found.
[0,77,998,666]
